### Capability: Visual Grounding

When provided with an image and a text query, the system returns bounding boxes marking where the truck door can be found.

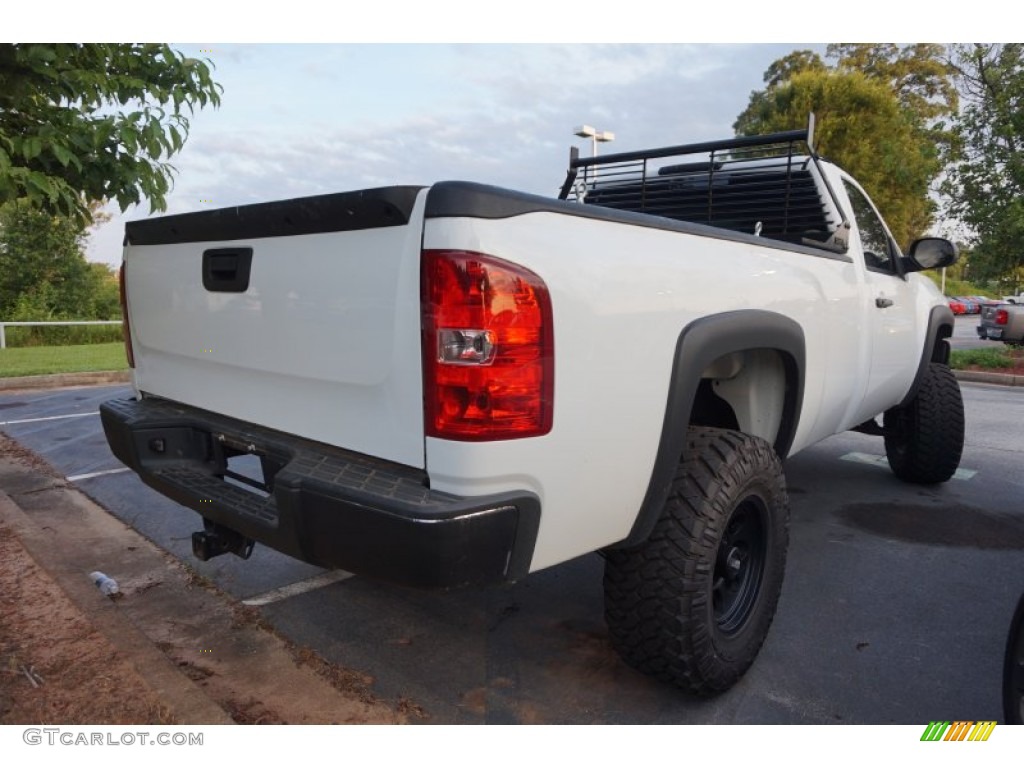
[840,178,919,422]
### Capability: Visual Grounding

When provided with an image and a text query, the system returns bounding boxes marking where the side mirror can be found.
[904,237,958,272]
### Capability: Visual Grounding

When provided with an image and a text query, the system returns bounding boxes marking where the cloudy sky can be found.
[64,0,998,268]
[85,43,822,265]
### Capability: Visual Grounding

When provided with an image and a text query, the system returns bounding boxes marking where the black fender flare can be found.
[618,310,805,548]
[898,304,955,408]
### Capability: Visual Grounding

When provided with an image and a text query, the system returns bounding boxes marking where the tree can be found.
[0,197,121,320]
[87,261,121,320]
[826,44,958,124]
[0,202,91,318]
[763,50,826,89]
[735,69,937,247]
[0,44,221,225]
[943,44,1024,288]
[734,45,957,247]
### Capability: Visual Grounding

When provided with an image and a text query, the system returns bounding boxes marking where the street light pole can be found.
[574,124,615,157]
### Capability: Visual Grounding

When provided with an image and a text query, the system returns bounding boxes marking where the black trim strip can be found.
[618,311,806,548]
[425,181,853,263]
[125,186,425,246]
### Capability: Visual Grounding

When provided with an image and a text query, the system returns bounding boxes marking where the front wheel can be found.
[603,427,789,695]
[883,362,964,484]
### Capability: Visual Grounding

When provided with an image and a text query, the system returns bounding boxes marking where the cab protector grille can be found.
[558,115,846,250]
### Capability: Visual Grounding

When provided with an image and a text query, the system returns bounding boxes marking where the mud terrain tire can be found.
[883,362,964,484]
[603,427,789,695]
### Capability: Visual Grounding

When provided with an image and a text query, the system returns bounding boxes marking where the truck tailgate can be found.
[123,186,428,469]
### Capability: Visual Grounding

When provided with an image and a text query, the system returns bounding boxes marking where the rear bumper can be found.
[978,324,1003,340]
[100,396,540,588]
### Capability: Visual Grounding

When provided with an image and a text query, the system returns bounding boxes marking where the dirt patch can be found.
[291,647,379,706]
[223,697,285,725]
[0,525,174,724]
[0,433,421,725]
[0,437,63,479]
[961,362,1024,375]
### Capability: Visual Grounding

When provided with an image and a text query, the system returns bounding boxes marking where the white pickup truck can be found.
[101,119,964,695]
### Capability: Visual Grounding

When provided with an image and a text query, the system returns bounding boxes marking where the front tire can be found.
[603,427,789,695]
[883,362,964,484]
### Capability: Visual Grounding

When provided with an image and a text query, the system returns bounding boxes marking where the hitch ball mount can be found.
[192,519,255,561]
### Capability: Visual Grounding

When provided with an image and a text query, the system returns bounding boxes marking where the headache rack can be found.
[558,115,849,253]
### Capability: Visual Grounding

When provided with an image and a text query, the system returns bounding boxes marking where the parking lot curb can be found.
[0,370,130,391]
[954,370,1024,387]
[0,435,408,725]
[0,473,235,725]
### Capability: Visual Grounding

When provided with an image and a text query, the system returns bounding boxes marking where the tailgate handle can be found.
[203,248,253,293]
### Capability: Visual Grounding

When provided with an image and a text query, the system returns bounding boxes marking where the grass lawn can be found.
[0,342,129,378]
[950,346,1024,372]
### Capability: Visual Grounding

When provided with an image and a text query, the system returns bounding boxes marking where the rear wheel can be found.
[883,362,964,484]
[603,427,789,695]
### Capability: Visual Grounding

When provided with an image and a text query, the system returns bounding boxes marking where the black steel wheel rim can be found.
[712,495,767,636]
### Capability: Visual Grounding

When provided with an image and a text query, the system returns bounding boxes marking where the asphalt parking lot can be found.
[1,328,1022,724]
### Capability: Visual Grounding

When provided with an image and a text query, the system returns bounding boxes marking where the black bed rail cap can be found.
[125,185,426,246]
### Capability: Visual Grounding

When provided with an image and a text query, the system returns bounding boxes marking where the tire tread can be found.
[884,362,964,484]
[603,427,788,695]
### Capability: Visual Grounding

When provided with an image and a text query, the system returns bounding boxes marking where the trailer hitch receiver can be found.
[192,519,255,561]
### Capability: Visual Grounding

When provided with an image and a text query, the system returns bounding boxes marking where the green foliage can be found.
[949,347,1014,370]
[0,202,123,342]
[734,44,956,248]
[0,44,221,225]
[762,50,826,89]
[920,272,993,299]
[944,44,1024,287]
[735,70,936,247]
[88,262,121,319]
[0,202,92,316]
[2,322,123,348]
[826,44,958,124]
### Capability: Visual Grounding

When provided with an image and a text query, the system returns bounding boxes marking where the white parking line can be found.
[242,570,356,607]
[839,452,978,480]
[0,411,98,427]
[66,467,132,482]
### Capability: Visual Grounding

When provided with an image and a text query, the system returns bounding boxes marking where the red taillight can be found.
[421,249,553,441]
[996,309,1009,325]
[119,263,135,368]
